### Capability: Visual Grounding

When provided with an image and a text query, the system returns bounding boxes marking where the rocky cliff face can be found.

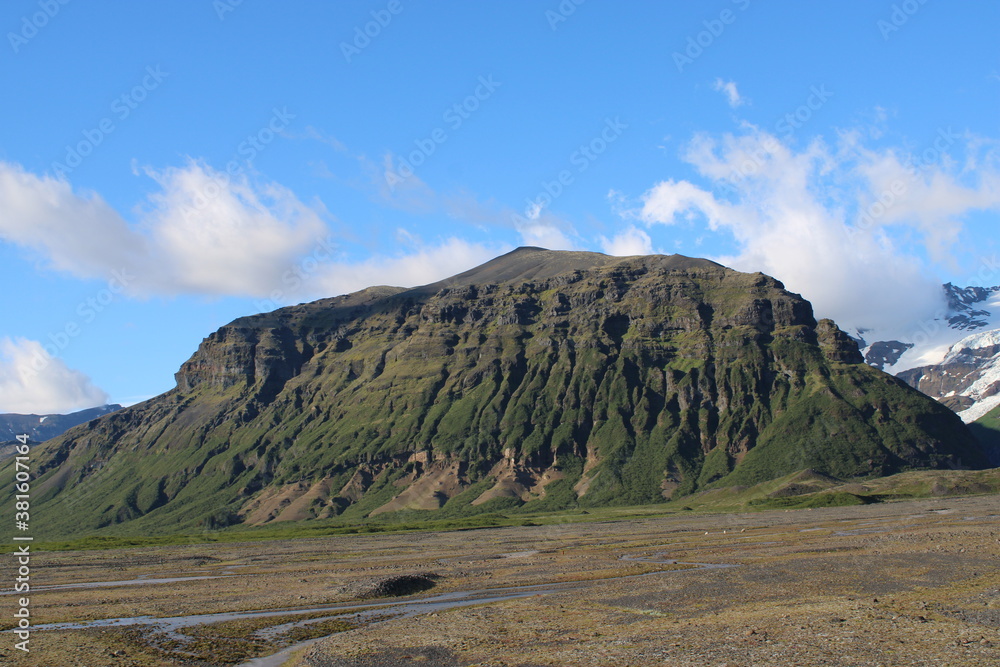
[175,326,312,391]
[7,248,987,537]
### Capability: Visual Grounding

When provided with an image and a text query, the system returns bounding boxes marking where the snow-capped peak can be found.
[942,329,1000,365]
[858,283,1000,374]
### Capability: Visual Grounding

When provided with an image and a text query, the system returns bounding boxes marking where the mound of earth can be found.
[341,573,442,599]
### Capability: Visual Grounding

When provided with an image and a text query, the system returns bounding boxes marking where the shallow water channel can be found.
[30,557,737,666]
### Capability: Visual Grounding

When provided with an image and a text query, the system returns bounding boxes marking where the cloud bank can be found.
[630,126,1000,332]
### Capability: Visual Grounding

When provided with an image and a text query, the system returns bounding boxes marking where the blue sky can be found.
[0,0,998,414]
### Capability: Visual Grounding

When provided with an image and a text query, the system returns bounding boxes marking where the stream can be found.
[25,513,957,666]
[29,557,737,667]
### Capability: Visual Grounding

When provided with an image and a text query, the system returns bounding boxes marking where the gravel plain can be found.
[2,496,998,666]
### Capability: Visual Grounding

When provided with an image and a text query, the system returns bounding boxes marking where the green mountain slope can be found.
[969,404,1000,465]
[3,248,989,538]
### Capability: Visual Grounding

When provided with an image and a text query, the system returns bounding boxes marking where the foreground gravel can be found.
[1,496,998,666]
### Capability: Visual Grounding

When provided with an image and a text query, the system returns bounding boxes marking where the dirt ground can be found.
[2,496,999,666]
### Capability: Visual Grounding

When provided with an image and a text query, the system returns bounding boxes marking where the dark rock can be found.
[865,340,914,370]
[345,573,441,599]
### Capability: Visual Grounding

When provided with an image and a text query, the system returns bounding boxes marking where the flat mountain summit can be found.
[13,248,988,536]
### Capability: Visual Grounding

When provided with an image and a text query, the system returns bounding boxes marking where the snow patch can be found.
[960,393,1000,423]
[861,294,1000,374]
[943,329,1000,362]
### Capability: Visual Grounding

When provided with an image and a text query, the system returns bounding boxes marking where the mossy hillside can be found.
[9,465,1000,555]
[3,248,988,538]
[968,403,1000,465]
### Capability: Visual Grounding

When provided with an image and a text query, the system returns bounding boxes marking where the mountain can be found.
[898,330,1000,422]
[0,404,121,442]
[944,283,1000,330]
[852,283,1000,421]
[856,283,1000,372]
[0,404,121,459]
[5,248,987,538]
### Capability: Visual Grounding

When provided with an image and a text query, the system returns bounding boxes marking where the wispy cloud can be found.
[712,78,745,108]
[363,152,580,251]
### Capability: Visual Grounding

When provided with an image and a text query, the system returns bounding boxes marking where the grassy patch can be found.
[748,491,873,509]
[6,467,999,554]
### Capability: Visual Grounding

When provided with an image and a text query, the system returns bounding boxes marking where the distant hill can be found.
[0,404,121,459]
[1,248,988,539]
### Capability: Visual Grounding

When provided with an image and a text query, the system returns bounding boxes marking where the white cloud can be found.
[313,238,506,296]
[0,338,109,414]
[0,160,330,298]
[515,216,577,250]
[0,163,147,279]
[526,201,543,221]
[848,139,1000,267]
[712,78,745,108]
[600,226,652,256]
[141,162,329,295]
[629,125,1000,332]
[638,178,735,231]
